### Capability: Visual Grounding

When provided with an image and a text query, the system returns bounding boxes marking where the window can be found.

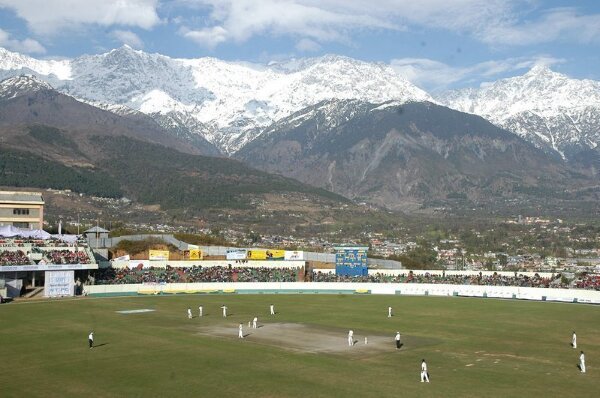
[13,222,29,228]
[13,209,30,215]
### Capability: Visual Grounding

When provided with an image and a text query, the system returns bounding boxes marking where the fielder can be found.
[348,330,354,346]
[253,317,258,329]
[388,306,393,318]
[580,351,586,373]
[238,323,244,339]
[270,304,275,315]
[395,332,401,349]
[88,331,94,349]
[572,331,577,349]
[421,359,430,382]
[187,308,192,319]
[199,306,203,317]
[221,305,228,318]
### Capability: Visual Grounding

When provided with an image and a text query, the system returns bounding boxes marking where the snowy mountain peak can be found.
[0,74,54,100]
[439,67,600,159]
[524,64,556,77]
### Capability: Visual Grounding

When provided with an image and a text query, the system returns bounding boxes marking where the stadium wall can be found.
[106,260,306,269]
[314,269,557,278]
[84,282,600,304]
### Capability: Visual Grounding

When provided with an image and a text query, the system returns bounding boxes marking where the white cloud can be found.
[391,56,565,91]
[0,28,45,54]
[181,26,229,49]
[178,1,600,49]
[111,30,144,49]
[180,0,398,48]
[478,8,600,46]
[0,0,161,35]
[295,38,321,52]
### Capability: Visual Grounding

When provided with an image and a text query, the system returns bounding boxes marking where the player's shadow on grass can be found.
[257,325,264,329]
[243,333,251,338]
[94,343,109,348]
[396,343,404,349]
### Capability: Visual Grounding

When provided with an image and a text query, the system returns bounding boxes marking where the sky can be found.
[0,0,599,92]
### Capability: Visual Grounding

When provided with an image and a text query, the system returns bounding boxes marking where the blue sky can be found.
[0,0,599,91]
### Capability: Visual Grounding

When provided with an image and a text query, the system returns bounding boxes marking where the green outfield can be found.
[1,294,599,397]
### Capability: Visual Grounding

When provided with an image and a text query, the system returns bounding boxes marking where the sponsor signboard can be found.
[247,250,267,260]
[226,249,247,260]
[189,249,202,260]
[149,250,170,261]
[284,250,304,260]
[266,249,285,260]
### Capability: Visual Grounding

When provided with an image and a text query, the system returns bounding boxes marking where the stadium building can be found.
[0,191,45,229]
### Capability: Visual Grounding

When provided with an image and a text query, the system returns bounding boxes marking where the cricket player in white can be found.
[388,307,393,318]
[221,305,228,317]
[253,317,258,329]
[270,304,275,315]
[580,351,586,373]
[187,308,192,319]
[238,323,244,339]
[421,359,430,382]
[88,331,94,349]
[348,330,354,346]
[395,332,401,349]
[572,331,577,348]
[199,306,203,317]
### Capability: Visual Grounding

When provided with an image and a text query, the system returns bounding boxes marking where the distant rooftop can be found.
[0,191,44,204]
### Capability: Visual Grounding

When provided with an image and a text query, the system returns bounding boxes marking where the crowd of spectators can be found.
[574,274,600,290]
[0,250,31,266]
[95,265,300,285]
[42,250,91,265]
[312,271,570,289]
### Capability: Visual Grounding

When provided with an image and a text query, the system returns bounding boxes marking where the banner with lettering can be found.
[44,270,74,297]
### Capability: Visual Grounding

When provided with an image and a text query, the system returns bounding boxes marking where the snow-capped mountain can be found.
[0,74,54,100]
[0,46,431,154]
[438,65,600,159]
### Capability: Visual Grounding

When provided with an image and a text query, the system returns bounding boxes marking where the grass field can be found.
[1,294,599,397]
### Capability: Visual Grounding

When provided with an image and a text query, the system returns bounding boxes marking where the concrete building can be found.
[0,191,44,229]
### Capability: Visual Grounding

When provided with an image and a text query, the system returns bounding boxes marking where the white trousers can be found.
[348,337,353,346]
[421,371,429,382]
[581,361,586,373]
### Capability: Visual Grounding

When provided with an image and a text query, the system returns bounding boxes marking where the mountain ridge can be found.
[0,46,431,154]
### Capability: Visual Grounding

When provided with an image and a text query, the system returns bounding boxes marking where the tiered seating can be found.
[96,266,299,284]
[0,250,31,265]
[0,237,93,266]
[311,271,570,288]
[44,250,91,264]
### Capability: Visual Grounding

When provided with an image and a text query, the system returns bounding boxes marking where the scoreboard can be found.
[334,246,368,276]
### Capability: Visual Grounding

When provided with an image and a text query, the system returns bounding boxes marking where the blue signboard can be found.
[334,246,368,276]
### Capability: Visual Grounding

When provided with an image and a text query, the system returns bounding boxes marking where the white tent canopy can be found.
[0,225,80,243]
